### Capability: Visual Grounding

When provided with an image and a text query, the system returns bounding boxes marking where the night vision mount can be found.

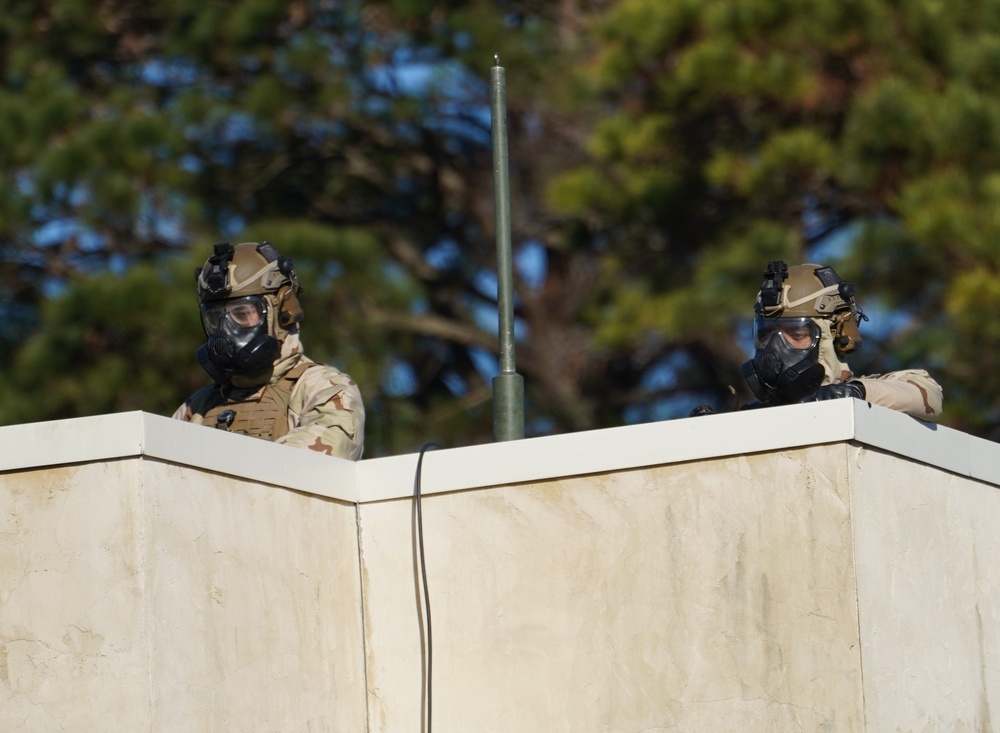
[197,242,236,299]
[758,260,789,310]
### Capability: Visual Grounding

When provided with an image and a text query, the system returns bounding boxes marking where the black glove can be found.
[800,381,866,403]
[689,404,715,417]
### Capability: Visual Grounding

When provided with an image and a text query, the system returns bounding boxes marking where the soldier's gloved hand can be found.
[689,404,715,417]
[801,381,866,402]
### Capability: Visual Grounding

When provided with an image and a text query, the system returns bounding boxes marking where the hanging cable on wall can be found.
[413,441,440,733]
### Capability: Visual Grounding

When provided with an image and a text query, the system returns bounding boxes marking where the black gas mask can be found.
[741,317,826,404]
[196,295,279,384]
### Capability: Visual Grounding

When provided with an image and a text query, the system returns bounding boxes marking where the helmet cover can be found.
[753,261,865,356]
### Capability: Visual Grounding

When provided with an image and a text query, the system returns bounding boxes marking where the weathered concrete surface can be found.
[852,446,1000,733]
[360,445,866,732]
[0,458,366,731]
[1,407,999,732]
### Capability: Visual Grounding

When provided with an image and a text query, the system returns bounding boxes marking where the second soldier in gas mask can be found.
[737,260,942,421]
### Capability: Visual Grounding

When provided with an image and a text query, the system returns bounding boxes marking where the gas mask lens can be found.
[753,317,820,352]
[201,296,267,333]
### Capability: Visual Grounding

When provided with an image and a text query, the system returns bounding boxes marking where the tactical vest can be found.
[200,361,316,441]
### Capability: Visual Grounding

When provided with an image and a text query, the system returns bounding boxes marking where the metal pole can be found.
[490,55,524,441]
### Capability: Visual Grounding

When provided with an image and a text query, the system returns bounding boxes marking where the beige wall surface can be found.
[3,407,1000,733]
[0,458,366,731]
[1,460,154,730]
[851,446,1000,733]
[359,444,867,732]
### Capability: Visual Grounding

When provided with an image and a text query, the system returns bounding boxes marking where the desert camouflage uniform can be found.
[853,370,943,422]
[817,321,943,422]
[173,336,365,460]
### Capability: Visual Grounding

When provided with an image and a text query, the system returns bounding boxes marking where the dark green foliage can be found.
[549,0,1000,437]
[2,0,999,452]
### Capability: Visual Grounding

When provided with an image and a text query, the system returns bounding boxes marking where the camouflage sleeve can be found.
[277,365,366,460]
[855,369,943,423]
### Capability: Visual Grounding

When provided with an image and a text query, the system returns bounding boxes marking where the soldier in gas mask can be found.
[172,241,365,459]
[738,261,941,420]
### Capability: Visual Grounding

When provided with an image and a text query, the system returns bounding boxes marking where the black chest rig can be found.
[201,361,315,441]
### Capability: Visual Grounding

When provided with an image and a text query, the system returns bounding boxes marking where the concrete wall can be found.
[0,405,998,732]
[358,442,1000,732]
[851,448,1000,731]
[0,457,366,731]
[360,444,866,731]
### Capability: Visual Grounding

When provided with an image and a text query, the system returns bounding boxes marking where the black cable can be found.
[414,441,440,733]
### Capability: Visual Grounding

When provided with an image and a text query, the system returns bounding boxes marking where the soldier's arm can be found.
[854,369,943,422]
[171,384,220,425]
[278,366,366,460]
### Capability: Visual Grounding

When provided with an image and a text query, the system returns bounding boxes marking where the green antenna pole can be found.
[490,54,524,441]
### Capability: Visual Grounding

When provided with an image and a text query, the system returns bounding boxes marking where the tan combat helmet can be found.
[754,261,866,356]
[196,241,304,342]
